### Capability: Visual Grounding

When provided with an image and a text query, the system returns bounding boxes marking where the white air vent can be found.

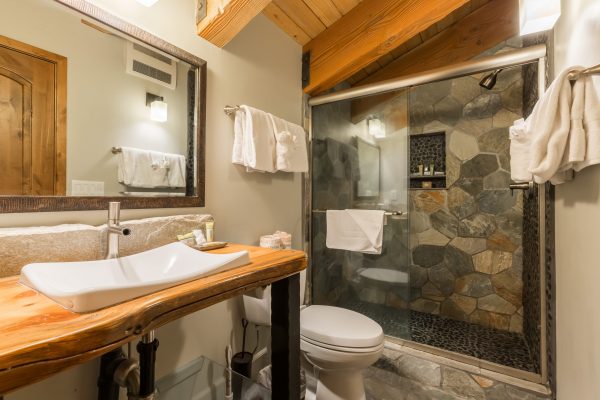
[126,42,177,89]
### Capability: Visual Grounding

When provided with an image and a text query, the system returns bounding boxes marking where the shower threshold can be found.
[344,300,539,380]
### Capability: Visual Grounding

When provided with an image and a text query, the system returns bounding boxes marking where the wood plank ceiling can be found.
[197,0,518,96]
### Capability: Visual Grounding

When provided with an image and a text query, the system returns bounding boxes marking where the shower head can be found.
[479,69,503,90]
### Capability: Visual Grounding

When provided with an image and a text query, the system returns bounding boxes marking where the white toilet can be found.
[242,271,384,400]
[300,305,384,400]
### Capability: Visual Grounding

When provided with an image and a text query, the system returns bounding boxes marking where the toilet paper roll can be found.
[242,291,271,326]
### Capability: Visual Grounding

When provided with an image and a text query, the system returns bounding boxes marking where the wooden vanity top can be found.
[0,244,306,394]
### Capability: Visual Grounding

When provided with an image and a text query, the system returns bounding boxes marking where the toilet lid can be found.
[300,305,384,348]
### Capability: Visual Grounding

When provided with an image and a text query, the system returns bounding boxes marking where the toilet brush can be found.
[231,318,253,378]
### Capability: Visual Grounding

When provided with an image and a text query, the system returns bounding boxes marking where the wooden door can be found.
[0,35,66,195]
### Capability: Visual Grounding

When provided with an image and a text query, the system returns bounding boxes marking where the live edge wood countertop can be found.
[0,244,307,394]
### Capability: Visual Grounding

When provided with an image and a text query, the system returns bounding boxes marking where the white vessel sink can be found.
[19,242,250,313]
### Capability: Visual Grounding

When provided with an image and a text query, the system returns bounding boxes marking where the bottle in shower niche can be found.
[418,162,424,176]
[429,160,435,176]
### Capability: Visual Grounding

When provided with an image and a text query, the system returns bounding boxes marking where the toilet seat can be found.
[301,334,384,353]
[300,305,384,348]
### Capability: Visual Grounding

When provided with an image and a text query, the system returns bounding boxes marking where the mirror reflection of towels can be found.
[118,147,185,188]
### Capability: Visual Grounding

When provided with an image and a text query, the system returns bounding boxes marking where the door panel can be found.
[0,38,63,195]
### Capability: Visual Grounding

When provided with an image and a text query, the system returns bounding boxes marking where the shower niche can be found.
[409,131,447,189]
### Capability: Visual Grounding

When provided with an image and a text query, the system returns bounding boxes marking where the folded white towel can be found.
[326,209,385,254]
[268,114,309,173]
[509,118,532,182]
[241,105,277,173]
[118,147,185,188]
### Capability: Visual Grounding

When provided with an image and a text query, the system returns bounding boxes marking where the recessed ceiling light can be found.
[136,0,159,7]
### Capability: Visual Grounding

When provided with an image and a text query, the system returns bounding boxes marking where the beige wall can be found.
[554,1,600,399]
[2,0,302,398]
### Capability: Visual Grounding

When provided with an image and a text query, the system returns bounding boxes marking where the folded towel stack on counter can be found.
[509,66,600,184]
[232,105,308,173]
[118,146,186,188]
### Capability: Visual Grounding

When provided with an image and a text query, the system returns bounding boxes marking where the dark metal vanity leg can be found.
[271,273,301,400]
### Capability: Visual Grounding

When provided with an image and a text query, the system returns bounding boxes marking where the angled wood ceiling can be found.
[196,0,519,95]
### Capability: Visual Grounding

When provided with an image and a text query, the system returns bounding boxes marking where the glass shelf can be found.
[156,356,271,400]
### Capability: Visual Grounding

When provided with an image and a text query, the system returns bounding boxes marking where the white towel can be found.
[118,147,185,188]
[241,105,277,172]
[509,118,532,182]
[326,209,385,254]
[269,114,309,172]
[527,67,579,184]
[164,152,186,188]
[232,108,245,165]
[571,75,600,172]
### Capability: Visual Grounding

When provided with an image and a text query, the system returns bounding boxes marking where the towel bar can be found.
[312,209,403,216]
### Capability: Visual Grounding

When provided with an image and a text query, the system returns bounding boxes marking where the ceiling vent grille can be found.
[126,42,177,89]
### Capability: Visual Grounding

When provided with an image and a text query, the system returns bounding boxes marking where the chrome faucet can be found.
[106,202,131,259]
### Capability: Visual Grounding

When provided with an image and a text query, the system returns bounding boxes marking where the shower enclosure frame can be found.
[303,44,551,386]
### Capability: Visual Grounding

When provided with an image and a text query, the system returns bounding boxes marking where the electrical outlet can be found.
[71,180,105,196]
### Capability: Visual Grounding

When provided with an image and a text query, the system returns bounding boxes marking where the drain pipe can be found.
[136,331,159,399]
[97,331,159,400]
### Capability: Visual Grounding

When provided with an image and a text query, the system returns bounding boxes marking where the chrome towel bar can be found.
[312,209,403,216]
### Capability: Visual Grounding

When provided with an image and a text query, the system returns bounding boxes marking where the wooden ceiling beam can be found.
[196,0,272,48]
[350,0,519,122]
[302,0,471,95]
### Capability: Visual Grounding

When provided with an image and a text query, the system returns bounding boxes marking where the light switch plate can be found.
[71,180,105,196]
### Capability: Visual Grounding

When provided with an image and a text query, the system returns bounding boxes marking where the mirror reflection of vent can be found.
[126,42,177,89]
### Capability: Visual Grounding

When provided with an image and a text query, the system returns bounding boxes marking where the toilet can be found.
[243,271,384,400]
[300,305,384,400]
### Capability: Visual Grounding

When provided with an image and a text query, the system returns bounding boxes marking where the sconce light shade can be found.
[519,0,561,35]
[368,118,386,139]
[136,0,159,7]
[150,100,168,122]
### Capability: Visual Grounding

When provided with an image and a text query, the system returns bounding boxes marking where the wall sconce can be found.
[519,0,561,35]
[146,93,167,122]
[368,117,386,139]
[136,0,159,7]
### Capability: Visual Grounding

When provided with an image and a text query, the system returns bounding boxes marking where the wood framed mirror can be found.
[0,0,206,212]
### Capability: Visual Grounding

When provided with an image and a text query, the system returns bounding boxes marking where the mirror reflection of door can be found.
[0,35,66,195]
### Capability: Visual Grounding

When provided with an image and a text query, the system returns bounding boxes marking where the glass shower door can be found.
[310,92,411,339]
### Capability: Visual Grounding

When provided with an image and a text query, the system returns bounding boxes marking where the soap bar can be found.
[191,241,228,251]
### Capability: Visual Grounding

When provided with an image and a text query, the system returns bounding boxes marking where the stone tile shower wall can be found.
[408,54,525,332]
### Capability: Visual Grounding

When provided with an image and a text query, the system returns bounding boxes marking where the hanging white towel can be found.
[241,105,277,172]
[269,114,309,173]
[164,152,186,188]
[509,118,532,182]
[232,108,246,165]
[326,209,385,254]
[571,75,600,173]
[527,67,580,184]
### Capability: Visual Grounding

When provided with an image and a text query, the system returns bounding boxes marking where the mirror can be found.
[0,0,206,212]
[356,137,380,198]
